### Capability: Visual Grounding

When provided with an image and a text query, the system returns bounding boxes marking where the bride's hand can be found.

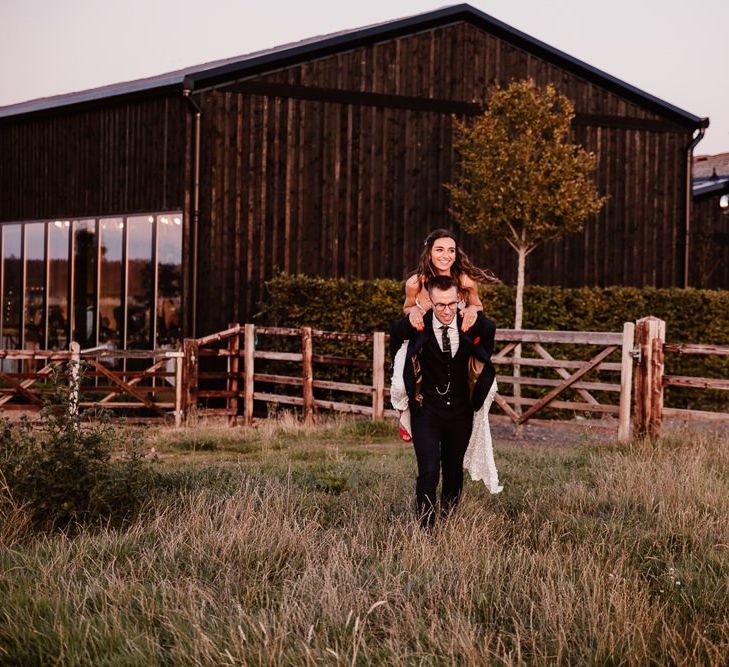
[409,308,425,331]
[460,305,479,332]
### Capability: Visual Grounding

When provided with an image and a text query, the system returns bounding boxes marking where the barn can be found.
[0,3,709,351]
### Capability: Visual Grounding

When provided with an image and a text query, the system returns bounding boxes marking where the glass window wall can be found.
[99,218,124,349]
[0,212,182,352]
[156,214,183,347]
[47,221,70,349]
[126,215,154,349]
[72,220,98,348]
[24,223,46,350]
[1,225,22,351]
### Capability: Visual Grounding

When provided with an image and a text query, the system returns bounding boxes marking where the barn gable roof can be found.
[0,3,708,129]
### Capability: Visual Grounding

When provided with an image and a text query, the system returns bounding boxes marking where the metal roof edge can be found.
[0,80,182,121]
[692,177,729,200]
[185,4,706,129]
[0,3,707,128]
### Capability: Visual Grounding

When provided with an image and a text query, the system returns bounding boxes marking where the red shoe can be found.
[399,424,412,442]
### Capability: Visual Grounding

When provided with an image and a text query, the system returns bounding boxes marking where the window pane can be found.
[24,223,46,349]
[2,225,22,351]
[156,214,182,347]
[99,217,123,349]
[126,215,154,349]
[48,221,70,349]
[72,219,97,348]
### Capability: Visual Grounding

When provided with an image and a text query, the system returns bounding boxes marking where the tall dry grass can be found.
[1,420,728,665]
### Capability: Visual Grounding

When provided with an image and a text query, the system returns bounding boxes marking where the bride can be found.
[391,228,503,494]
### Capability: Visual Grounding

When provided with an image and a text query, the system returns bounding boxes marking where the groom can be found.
[391,275,496,529]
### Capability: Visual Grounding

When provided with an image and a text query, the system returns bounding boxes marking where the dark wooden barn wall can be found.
[192,21,694,331]
[0,95,186,221]
[194,90,458,330]
[690,195,729,288]
[255,22,664,119]
[524,127,688,288]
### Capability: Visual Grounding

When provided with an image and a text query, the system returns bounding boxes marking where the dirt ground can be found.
[3,407,727,447]
[489,415,729,446]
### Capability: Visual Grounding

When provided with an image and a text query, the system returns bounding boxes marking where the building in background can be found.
[691,153,729,288]
[0,4,711,346]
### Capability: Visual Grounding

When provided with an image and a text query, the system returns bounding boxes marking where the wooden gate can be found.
[491,324,635,441]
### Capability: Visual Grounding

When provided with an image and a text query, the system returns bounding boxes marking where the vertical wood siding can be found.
[194,90,460,330]
[0,95,186,221]
[191,21,695,331]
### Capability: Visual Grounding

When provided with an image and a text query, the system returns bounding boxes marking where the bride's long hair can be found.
[412,229,499,293]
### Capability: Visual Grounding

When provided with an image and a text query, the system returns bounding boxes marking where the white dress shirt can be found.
[432,315,459,357]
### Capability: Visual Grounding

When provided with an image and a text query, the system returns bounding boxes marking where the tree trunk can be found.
[515,245,526,330]
[513,246,527,420]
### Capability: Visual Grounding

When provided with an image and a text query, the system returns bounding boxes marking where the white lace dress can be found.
[462,379,503,494]
[391,343,503,494]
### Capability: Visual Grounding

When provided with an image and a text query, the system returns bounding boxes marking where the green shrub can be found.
[256,275,729,411]
[0,375,155,532]
[256,274,404,333]
[257,275,729,343]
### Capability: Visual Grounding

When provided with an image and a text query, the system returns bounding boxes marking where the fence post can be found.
[650,334,665,439]
[633,316,665,440]
[617,321,635,442]
[182,338,199,424]
[174,353,183,428]
[68,341,81,420]
[301,326,314,425]
[227,324,240,426]
[243,324,255,425]
[372,331,385,420]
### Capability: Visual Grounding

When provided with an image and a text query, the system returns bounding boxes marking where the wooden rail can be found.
[181,323,635,439]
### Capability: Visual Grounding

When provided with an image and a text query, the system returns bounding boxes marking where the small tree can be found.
[448,79,607,331]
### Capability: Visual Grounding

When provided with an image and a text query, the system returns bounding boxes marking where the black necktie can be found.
[440,325,452,356]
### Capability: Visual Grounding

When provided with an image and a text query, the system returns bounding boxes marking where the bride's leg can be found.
[391,341,411,441]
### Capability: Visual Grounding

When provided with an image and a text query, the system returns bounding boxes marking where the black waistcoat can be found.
[419,329,470,411]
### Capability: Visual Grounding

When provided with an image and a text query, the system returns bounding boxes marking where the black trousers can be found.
[410,402,473,527]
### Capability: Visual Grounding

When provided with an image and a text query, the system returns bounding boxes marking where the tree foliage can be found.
[448,79,607,256]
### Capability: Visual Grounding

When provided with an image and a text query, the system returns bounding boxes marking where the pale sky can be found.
[1,0,728,154]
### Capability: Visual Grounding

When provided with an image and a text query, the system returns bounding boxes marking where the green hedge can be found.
[256,275,729,412]
[255,275,404,333]
[257,275,729,344]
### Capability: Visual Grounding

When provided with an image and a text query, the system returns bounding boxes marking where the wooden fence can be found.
[181,324,390,425]
[633,316,729,439]
[0,344,184,425]
[0,317,726,440]
[177,323,635,440]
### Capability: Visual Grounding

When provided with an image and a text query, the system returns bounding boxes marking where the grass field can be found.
[1,417,728,665]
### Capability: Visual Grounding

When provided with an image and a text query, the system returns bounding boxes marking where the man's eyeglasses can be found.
[433,301,459,313]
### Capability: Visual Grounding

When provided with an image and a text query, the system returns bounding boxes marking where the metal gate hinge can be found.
[630,345,642,363]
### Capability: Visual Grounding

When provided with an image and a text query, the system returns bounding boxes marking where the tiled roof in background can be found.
[694,152,729,180]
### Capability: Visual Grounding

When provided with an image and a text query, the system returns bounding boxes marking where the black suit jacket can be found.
[390,310,496,411]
